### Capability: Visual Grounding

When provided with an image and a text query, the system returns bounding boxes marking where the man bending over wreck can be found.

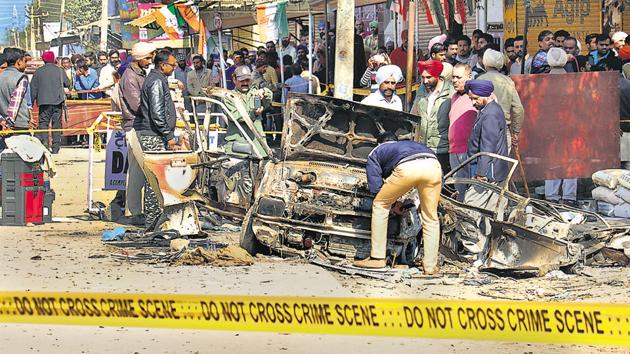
[354,132,442,275]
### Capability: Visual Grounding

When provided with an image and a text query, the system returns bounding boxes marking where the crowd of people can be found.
[1,25,629,269]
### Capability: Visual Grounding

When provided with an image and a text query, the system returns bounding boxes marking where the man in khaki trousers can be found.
[354,132,443,274]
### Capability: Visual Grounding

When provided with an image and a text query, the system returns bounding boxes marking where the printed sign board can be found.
[104,130,128,191]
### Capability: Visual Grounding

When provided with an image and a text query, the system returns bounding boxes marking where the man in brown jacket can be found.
[118,42,154,225]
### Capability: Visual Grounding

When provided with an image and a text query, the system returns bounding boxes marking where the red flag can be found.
[443,0,450,29]
[455,0,467,24]
[421,0,434,25]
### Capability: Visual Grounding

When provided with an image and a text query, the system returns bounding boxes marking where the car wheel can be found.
[239,206,265,255]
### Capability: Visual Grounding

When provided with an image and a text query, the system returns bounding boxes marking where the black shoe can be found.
[130,215,146,226]
[561,199,578,207]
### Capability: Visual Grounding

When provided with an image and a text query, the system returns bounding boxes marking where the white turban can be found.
[547,47,568,68]
[483,49,504,70]
[375,65,403,85]
[612,31,628,43]
[131,42,155,60]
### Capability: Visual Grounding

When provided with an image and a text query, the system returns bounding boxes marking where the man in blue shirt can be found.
[354,132,443,274]
[283,63,309,98]
[74,58,102,99]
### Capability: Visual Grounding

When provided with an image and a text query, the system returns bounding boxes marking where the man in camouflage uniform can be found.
[221,65,273,208]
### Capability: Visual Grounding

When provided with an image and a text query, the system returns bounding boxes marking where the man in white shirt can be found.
[98,49,120,92]
[360,65,403,111]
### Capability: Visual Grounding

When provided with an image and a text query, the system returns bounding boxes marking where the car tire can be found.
[240,206,265,255]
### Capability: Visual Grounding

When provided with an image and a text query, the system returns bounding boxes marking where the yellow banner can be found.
[0,292,629,346]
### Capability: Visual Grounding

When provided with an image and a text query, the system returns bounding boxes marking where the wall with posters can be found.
[506,0,602,54]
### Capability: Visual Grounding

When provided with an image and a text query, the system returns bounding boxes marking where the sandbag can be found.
[613,203,630,218]
[592,169,629,189]
[597,201,615,216]
[592,186,624,205]
[616,186,630,204]
[618,173,630,190]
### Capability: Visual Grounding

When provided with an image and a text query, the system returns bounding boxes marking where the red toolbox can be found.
[1,152,51,226]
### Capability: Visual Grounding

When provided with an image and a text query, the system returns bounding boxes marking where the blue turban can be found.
[465,80,494,97]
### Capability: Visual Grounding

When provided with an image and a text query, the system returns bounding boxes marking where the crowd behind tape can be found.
[0,292,628,347]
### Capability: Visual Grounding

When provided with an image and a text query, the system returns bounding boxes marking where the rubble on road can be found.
[174,246,254,267]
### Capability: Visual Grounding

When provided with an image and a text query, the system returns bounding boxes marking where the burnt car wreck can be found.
[132,90,630,276]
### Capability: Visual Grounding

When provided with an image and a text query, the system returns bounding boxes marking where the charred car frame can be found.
[132,91,630,274]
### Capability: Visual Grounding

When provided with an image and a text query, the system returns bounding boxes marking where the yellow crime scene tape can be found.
[0,291,629,346]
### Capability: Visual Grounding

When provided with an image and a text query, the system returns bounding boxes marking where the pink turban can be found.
[42,51,55,64]
[428,34,447,51]
[417,60,444,78]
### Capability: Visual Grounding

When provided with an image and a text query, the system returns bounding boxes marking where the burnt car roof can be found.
[281,94,419,165]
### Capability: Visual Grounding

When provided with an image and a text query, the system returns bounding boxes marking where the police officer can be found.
[354,132,443,275]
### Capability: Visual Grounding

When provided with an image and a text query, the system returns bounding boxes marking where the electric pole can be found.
[58,0,66,56]
[25,4,48,55]
[100,0,109,50]
[333,0,354,100]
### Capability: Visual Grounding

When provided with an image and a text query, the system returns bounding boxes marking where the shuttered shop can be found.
[416,6,478,54]
[508,0,601,54]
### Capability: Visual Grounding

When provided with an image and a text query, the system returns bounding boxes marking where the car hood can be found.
[281,94,419,165]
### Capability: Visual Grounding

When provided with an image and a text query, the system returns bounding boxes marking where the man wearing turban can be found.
[410,60,454,172]
[30,50,71,154]
[477,49,524,149]
[463,80,510,253]
[118,42,155,226]
[363,21,380,56]
[360,65,403,111]
[543,48,578,207]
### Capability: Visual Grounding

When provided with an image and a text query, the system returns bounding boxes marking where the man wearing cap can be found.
[353,131,442,274]
[477,49,524,149]
[29,51,70,154]
[118,42,154,226]
[364,21,380,56]
[224,65,273,157]
[411,60,454,172]
[361,65,403,111]
[464,80,509,251]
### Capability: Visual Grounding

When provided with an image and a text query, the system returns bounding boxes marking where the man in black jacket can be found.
[30,51,70,153]
[353,132,443,274]
[462,80,509,255]
[133,49,182,227]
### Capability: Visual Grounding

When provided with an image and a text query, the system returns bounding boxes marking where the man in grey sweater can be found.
[0,48,30,132]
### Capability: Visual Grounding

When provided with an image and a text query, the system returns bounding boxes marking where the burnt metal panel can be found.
[482,221,583,272]
[281,94,419,165]
[512,72,620,181]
